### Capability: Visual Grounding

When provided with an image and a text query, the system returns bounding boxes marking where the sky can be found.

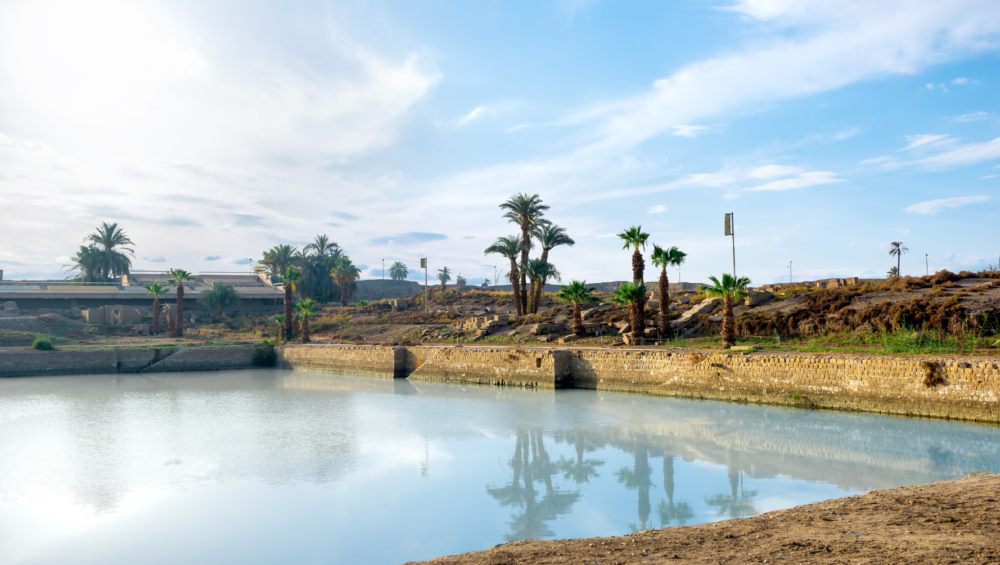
[1,0,999,286]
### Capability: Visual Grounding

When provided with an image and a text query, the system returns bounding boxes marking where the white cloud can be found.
[910,137,1000,170]
[926,83,935,89]
[748,165,803,179]
[671,125,709,137]
[748,171,844,191]
[953,111,992,122]
[901,134,954,151]
[979,174,998,180]
[952,77,970,84]
[859,156,891,165]
[647,204,667,214]
[457,106,497,126]
[905,195,991,214]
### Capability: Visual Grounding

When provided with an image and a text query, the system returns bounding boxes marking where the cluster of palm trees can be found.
[254,236,353,303]
[65,223,135,282]
[485,193,575,316]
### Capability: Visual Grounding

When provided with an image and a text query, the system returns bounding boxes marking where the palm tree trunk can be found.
[658,268,670,338]
[573,302,583,335]
[520,220,530,314]
[533,278,545,314]
[175,285,185,337]
[340,282,348,306]
[632,248,645,341]
[509,259,522,316]
[152,297,160,335]
[167,305,175,334]
[722,297,735,349]
[897,254,901,275]
[302,315,311,343]
[284,285,293,341]
[217,304,223,322]
[293,313,300,338]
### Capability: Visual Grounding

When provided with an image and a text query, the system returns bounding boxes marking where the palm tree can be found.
[889,241,908,275]
[197,283,241,323]
[436,266,452,290]
[296,299,320,343]
[304,234,341,257]
[610,282,648,345]
[85,222,135,279]
[330,257,361,307]
[254,244,299,281]
[524,258,561,313]
[144,282,169,334]
[500,193,549,314]
[280,267,301,341]
[65,245,106,282]
[274,315,285,339]
[699,273,752,349]
[651,245,687,339]
[618,226,650,339]
[531,223,575,312]
[456,274,467,287]
[485,236,525,316]
[556,281,598,335]
[167,269,195,337]
[389,261,408,281]
[887,266,899,278]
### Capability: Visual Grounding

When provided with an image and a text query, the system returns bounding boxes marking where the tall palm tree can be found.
[304,235,341,258]
[485,236,525,316]
[330,257,361,307]
[167,269,195,337]
[144,282,169,334]
[296,299,320,343]
[255,244,299,281]
[556,281,598,335]
[280,267,301,341]
[618,226,650,339]
[651,245,687,338]
[436,266,452,290]
[610,282,648,345]
[85,222,135,279]
[531,223,575,312]
[524,258,561,313]
[699,274,752,349]
[889,241,908,275]
[887,266,899,278]
[389,261,408,281]
[65,245,106,282]
[500,193,549,314]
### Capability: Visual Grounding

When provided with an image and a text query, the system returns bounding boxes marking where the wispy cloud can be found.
[232,258,253,265]
[905,196,991,215]
[748,171,844,191]
[953,111,992,122]
[457,106,497,126]
[748,165,803,179]
[204,255,221,261]
[901,134,955,151]
[369,232,447,245]
[647,204,667,214]
[671,125,709,137]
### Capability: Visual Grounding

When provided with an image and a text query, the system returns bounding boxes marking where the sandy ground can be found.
[407,473,1000,565]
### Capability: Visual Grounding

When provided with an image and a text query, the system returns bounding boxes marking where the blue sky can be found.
[0,0,998,285]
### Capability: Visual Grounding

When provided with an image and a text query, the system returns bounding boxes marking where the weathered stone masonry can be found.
[276,345,1000,423]
[0,346,259,377]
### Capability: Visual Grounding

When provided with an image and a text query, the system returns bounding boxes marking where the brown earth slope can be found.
[408,473,1000,565]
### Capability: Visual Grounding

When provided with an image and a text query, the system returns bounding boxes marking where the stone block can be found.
[679,296,691,304]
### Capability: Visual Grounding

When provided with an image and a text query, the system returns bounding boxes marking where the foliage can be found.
[455,275,467,287]
[254,244,299,278]
[531,223,575,256]
[299,235,344,302]
[436,266,452,286]
[610,282,648,307]
[65,245,108,282]
[617,225,650,252]
[389,261,408,281]
[83,222,135,279]
[500,193,549,234]
[524,258,561,285]
[144,282,169,297]
[167,268,195,286]
[699,274,752,301]
[330,257,361,306]
[651,245,686,270]
[31,337,54,351]
[357,300,371,307]
[197,283,242,322]
[557,280,598,305]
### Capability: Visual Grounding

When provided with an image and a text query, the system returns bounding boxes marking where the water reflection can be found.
[1,370,998,565]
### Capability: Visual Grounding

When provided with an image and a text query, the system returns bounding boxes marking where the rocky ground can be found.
[407,473,1000,565]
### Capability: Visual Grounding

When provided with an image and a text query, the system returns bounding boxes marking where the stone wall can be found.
[0,346,260,377]
[404,347,573,387]
[276,344,399,377]
[351,280,423,303]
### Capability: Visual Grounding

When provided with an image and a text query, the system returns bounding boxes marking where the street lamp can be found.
[788,261,793,284]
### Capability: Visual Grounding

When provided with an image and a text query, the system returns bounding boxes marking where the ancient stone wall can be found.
[351,280,423,303]
[404,347,572,387]
[276,344,398,377]
[0,346,259,377]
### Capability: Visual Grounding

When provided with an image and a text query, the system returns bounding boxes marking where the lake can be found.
[1,369,997,564]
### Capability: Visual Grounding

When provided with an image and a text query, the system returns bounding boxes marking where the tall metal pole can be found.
[731,212,736,279]
[789,261,792,284]
[925,254,928,276]
[382,259,385,280]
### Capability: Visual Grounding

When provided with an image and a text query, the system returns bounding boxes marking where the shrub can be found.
[32,337,54,351]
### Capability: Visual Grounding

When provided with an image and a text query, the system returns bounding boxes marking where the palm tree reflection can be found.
[705,450,759,519]
[657,455,694,527]
[555,428,604,485]
[617,436,654,532]
[487,430,581,541]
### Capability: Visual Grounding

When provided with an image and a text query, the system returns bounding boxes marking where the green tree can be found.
[296,298,320,343]
[167,269,196,337]
[255,244,299,281]
[650,245,687,339]
[143,282,170,334]
[524,258,560,313]
[455,274,467,287]
[389,261,408,281]
[330,257,361,307]
[610,282,648,344]
[699,273,752,349]
[887,266,899,278]
[500,193,549,315]
[485,235,525,316]
[556,280,598,335]
[274,315,285,338]
[197,283,241,323]
[65,245,107,282]
[85,222,135,279]
[617,226,650,342]
[280,267,301,341]
[436,266,452,290]
[530,223,574,312]
[889,241,908,275]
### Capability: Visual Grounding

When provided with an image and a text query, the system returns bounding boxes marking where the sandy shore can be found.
[407,473,1000,564]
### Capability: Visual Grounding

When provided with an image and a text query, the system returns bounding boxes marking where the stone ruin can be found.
[82,304,143,325]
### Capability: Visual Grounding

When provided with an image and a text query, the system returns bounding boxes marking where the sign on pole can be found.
[420,258,428,312]
[725,213,736,279]
[724,213,733,236]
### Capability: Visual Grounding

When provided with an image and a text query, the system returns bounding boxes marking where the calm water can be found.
[1,370,998,564]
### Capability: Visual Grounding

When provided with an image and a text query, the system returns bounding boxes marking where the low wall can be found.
[276,344,399,378]
[404,347,573,387]
[0,346,260,377]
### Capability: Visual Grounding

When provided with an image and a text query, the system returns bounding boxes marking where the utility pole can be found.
[789,261,793,284]
[382,259,385,280]
[421,258,428,312]
[925,254,928,276]
[725,213,736,279]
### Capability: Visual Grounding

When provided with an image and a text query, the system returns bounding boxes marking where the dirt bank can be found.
[408,473,1000,564]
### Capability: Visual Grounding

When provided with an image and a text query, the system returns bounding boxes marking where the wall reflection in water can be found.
[0,370,997,564]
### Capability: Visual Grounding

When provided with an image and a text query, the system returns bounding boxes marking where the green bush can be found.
[32,337,54,351]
